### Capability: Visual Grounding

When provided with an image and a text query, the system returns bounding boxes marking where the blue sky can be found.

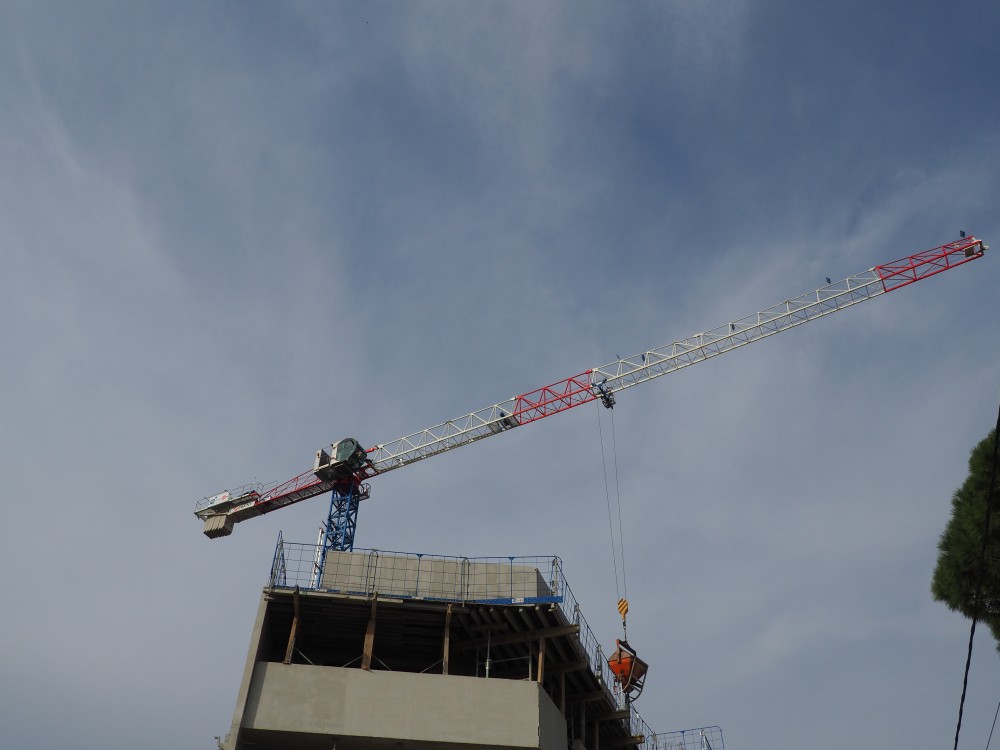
[2,2,998,748]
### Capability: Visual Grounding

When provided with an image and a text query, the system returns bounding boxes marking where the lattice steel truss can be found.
[195,236,986,548]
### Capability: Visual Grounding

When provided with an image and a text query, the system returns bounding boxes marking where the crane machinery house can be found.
[314,438,367,480]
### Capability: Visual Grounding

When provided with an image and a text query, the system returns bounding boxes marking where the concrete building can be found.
[218,545,655,750]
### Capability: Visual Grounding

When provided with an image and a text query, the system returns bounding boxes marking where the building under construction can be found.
[217,538,723,750]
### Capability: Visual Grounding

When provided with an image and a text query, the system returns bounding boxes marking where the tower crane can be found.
[195,235,986,551]
[195,234,985,703]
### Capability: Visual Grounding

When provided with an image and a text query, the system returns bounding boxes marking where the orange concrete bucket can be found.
[607,639,648,700]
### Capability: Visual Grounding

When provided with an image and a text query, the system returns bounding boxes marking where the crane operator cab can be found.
[314,438,368,481]
[607,639,648,703]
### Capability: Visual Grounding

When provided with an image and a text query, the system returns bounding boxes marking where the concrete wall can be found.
[221,594,271,750]
[320,550,551,602]
[538,685,568,750]
[241,662,566,749]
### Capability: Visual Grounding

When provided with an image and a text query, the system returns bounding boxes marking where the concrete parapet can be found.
[242,662,565,748]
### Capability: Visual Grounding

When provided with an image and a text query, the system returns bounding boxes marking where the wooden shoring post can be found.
[282,586,301,665]
[560,670,566,716]
[442,603,452,675]
[593,717,600,750]
[537,636,546,684]
[361,593,378,671]
[579,704,586,746]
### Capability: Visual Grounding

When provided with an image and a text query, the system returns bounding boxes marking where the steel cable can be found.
[986,695,999,749]
[597,402,622,604]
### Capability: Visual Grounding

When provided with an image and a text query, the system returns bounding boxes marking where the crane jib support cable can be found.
[194,236,987,538]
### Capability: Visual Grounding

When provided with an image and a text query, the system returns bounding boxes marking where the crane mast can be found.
[195,235,988,553]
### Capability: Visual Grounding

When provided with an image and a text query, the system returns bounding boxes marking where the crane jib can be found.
[196,235,987,539]
[874,237,986,292]
[365,236,987,473]
[509,371,598,424]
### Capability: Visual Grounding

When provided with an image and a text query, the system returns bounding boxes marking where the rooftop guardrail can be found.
[267,534,720,750]
[651,726,726,750]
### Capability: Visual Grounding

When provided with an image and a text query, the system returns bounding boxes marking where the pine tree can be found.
[932,428,1000,651]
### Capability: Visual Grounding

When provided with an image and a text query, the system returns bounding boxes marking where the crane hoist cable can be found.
[597,399,647,703]
[596,402,621,600]
[596,401,630,635]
